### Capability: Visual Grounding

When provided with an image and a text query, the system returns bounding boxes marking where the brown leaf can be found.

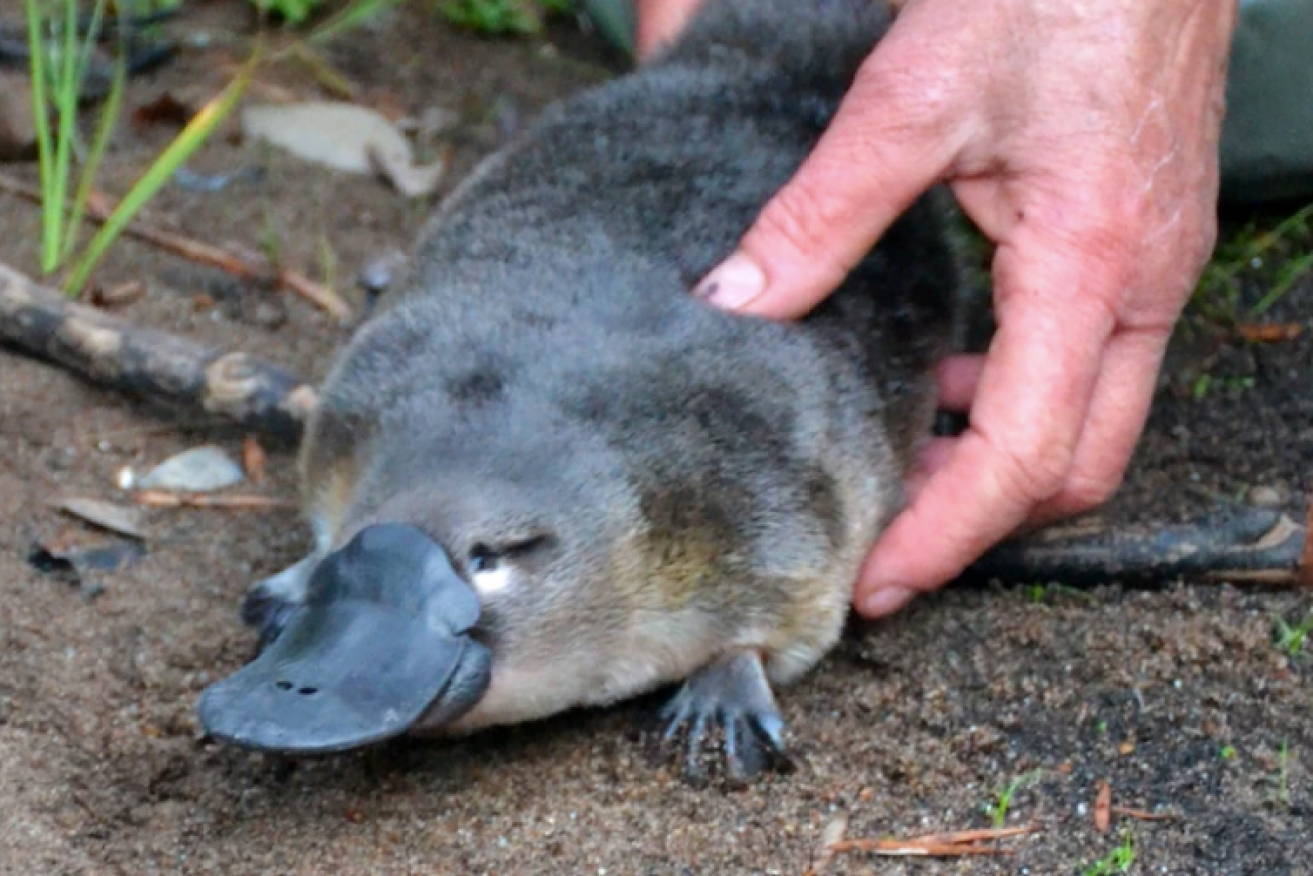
[53,497,145,539]
[132,92,194,131]
[1094,780,1112,833]
[242,435,268,485]
[1237,323,1303,343]
[91,280,145,308]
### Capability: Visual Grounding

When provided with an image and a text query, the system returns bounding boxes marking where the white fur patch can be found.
[472,565,513,595]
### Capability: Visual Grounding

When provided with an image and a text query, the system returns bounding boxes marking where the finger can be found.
[936,354,985,412]
[694,10,971,318]
[903,436,956,504]
[854,236,1120,614]
[634,0,706,59]
[1029,325,1172,525]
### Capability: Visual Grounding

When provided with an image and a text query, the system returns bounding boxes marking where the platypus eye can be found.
[468,535,551,573]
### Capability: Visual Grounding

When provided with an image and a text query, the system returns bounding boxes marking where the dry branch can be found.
[967,506,1309,587]
[0,261,316,443]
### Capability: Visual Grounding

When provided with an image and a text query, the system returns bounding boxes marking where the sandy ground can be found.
[1,2,1310,873]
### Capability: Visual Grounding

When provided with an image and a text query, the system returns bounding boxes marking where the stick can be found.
[0,261,316,443]
[0,174,352,319]
[828,825,1038,858]
[965,505,1309,588]
[132,491,297,509]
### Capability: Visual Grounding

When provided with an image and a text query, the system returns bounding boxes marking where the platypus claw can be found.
[658,651,794,784]
[241,554,320,649]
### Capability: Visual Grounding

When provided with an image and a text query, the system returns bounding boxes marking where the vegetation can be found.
[437,0,573,36]
[22,0,408,296]
[1191,201,1313,326]
[1274,609,1313,658]
[1083,830,1135,876]
[986,770,1042,828]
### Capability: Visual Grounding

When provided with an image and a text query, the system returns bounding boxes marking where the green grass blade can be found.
[63,36,127,268]
[24,0,57,273]
[1250,250,1313,318]
[48,0,84,269]
[64,55,259,296]
[71,0,109,103]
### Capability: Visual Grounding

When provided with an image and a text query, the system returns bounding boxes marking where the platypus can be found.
[198,0,959,782]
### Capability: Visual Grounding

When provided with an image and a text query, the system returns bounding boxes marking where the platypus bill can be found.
[198,0,960,783]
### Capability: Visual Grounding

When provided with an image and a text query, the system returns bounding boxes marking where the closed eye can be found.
[468,534,552,573]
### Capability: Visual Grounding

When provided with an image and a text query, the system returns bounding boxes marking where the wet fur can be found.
[254,0,959,732]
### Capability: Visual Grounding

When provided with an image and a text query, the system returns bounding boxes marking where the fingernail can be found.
[693,253,766,310]
[859,586,916,619]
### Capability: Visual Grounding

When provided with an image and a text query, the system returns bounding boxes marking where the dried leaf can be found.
[132,92,194,130]
[1237,323,1303,343]
[29,534,146,593]
[91,280,145,307]
[138,446,245,492]
[1094,780,1112,834]
[52,498,145,540]
[241,102,414,175]
[368,141,445,198]
[810,812,849,875]
[242,436,268,485]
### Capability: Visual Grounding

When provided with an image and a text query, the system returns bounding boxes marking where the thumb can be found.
[694,29,964,319]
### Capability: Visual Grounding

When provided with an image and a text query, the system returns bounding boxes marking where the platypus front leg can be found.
[659,651,794,784]
[240,554,321,647]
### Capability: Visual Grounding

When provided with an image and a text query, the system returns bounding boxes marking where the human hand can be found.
[637,0,1237,617]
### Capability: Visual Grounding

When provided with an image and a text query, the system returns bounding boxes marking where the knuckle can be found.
[752,181,856,272]
[1056,469,1123,513]
[990,434,1074,511]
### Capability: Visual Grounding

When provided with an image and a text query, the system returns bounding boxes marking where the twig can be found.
[0,261,316,443]
[0,173,351,319]
[132,490,296,509]
[1111,806,1176,822]
[966,506,1309,588]
[827,825,1038,858]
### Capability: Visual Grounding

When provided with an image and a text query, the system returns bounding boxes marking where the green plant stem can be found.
[64,0,124,265]
[64,50,260,295]
[48,0,82,268]
[24,0,56,273]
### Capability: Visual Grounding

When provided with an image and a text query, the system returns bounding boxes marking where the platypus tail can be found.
[651,0,896,87]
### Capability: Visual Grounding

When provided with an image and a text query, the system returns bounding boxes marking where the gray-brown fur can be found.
[262,0,959,737]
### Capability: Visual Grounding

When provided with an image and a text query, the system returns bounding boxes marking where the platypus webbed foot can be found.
[240,554,319,648]
[658,651,794,784]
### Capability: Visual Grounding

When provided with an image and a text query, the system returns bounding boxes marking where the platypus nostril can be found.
[275,680,293,691]
[297,686,319,696]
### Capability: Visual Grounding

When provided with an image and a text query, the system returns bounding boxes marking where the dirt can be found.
[1,3,1310,874]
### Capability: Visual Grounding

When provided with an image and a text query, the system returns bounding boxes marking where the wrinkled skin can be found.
[638,0,1238,617]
